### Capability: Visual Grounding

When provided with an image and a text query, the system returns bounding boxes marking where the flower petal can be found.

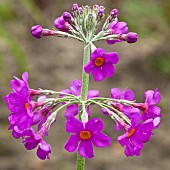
[102,62,115,78]
[66,116,83,134]
[65,104,79,119]
[103,52,119,64]
[110,88,121,99]
[87,90,99,99]
[86,118,104,132]
[92,66,104,81]
[64,135,80,152]
[84,61,93,74]
[92,132,111,147]
[78,140,94,159]
[91,48,105,60]
[70,80,82,96]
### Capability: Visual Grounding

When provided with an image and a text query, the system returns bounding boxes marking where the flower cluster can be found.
[4,72,52,160]
[4,3,162,163]
[31,4,138,81]
[100,88,161,156]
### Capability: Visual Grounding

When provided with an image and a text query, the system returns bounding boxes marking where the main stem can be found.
[76,43,90,170]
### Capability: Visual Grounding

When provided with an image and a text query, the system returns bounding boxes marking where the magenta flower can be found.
[23,128,51,160]
[4,86,33,117]
[107,18,128,45]
[32,107,51,134]
[54,16,72,32]
[102,88,139,132]
[132,88,162,128]
[10,72,40,96]
[10,72,29,93]
[60,80,99,118]
[64,117,111,159]
[84,48,119,81]
[118,113,154,157]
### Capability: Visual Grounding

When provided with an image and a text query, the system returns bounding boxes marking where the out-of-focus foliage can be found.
[118,0,168,38]
[152,53,170,76]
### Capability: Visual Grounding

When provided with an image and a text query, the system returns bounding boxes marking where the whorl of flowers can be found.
[4,4,161,162]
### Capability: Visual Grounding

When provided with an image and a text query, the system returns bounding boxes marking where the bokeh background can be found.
[0,0,170,170]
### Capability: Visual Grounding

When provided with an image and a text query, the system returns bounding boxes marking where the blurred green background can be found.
[0,0,170,170]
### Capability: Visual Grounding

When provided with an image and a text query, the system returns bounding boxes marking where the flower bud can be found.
[78,7,83,14]
[126,32,138,43]
[63,12,74,23]
[98,6,105,18]
[54,16,72,32]
[31,25,43,39]
[93,4,99,11]
[72,3,79,11]
[31,25,55,39]
[110,9,118,18]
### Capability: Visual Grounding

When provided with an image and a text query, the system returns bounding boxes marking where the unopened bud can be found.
[31,25,43,39]
[126,32,138,43]
[72,3,79,11]
[110,9,118,18]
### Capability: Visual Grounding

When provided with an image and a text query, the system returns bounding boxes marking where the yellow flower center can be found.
[94,57,104,66]
[79,130,91,140]
[127,128,136,138]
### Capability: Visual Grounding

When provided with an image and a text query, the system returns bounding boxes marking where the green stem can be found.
[76,43,90,170]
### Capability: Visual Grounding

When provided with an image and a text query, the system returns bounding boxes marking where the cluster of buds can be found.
[4,4,162,161]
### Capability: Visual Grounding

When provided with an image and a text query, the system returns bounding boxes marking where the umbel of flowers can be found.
[5,3,161,170]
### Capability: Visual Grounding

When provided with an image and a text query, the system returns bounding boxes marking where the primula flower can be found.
[64,117,111,159]
[54,16,72,32]
[84,48,119,81]
[4,86,33,117]
[118,113,154,157]
[107,18,128,45]
[23,128,51,160]
[60,80,99,118]
[102,88,139,132]
[132,88,162,128]
[10,72,40,96]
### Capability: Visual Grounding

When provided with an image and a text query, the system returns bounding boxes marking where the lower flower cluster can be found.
[4,72,162,159]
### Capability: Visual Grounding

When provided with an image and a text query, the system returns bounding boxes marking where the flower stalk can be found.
[76,43,91,170]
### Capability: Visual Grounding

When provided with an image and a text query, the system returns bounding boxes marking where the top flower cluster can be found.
[31,4,138,81]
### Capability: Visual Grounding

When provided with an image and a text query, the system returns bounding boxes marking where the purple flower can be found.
[23,128,51,160]
[4,86,33,117]
[118,113,154,157]
[31,25,43,39]
[64,117,111,159]
[54,16,72,32]
[102,88,139,132]
[84,48,119,81]
[132,88,162,128]
[60,80,99,118]
[10,72,29,93]
[10,72,41,96]
[32,107,51,134]
[107,19,128,45]
[126,32,138,43]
